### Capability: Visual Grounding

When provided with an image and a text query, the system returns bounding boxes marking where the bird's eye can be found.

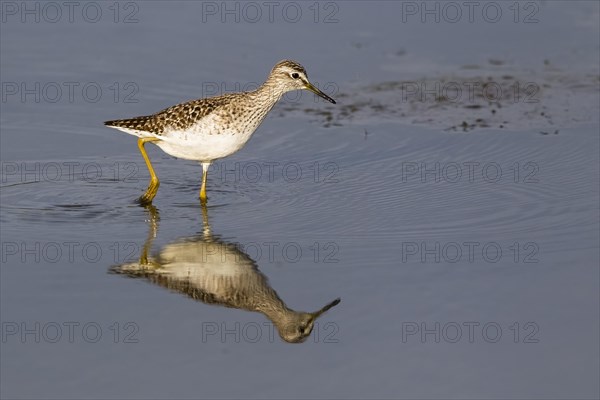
[291,73,300,79]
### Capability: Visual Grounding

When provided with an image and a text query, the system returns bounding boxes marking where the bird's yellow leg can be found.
[136,137,160,205]
[200,162,211,204]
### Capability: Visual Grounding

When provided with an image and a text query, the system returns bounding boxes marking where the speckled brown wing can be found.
[104,94,237,135]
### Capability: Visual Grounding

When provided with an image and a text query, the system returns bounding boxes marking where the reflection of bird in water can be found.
[111,205,340,343]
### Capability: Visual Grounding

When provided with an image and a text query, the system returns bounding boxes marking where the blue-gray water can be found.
[1,1,599,398]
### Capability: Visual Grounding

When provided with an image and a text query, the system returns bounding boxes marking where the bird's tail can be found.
[104,115,163,137]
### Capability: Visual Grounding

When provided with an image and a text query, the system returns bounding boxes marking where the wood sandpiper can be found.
[104,60,336,205]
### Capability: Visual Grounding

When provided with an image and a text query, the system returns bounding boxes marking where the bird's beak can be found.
[305,81,336,104]
[311,298,341,319]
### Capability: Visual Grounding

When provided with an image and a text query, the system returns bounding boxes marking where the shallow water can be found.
[1,1,599,399]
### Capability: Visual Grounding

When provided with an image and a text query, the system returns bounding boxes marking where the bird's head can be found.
[268,60,336,104]
[276,298,341,343]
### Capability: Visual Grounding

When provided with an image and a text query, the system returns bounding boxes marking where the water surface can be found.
[1,1,599,399]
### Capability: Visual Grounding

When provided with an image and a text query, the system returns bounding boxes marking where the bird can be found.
[111,204,341,343]
[104,60,336,205]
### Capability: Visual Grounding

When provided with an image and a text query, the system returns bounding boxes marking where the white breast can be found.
[156,115,256,161]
